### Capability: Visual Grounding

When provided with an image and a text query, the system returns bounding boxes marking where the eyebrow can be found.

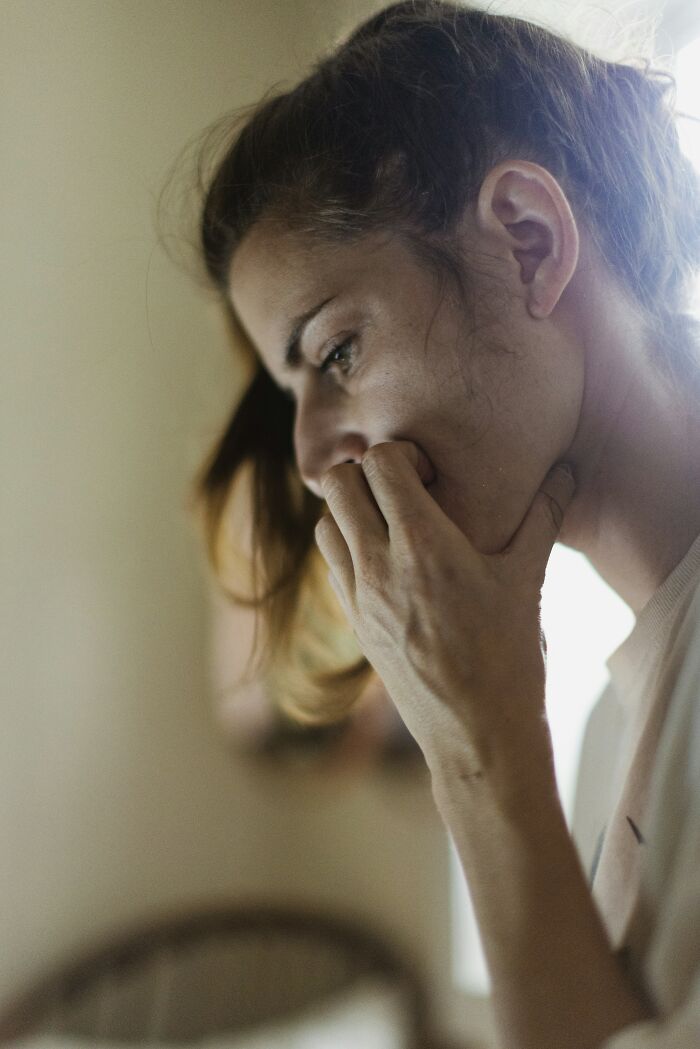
[283,296,337,371]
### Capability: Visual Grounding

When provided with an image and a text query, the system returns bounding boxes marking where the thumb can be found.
[507,462,577,571]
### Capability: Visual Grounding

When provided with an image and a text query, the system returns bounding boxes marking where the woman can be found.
[179,2,700,1045]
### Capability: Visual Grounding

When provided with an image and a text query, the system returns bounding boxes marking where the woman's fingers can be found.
[314,510,355,596]
[316,460,390,598]
[502,463,576,578]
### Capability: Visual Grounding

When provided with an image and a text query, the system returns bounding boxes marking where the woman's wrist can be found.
[426,710,560,828]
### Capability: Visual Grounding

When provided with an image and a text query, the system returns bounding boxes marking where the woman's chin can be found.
[425,480,475,543]
[426,480,514,555]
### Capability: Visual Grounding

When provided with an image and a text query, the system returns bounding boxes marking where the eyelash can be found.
[319,336,356,377]
[280,336,356,403]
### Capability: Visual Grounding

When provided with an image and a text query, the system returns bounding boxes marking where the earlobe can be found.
[476,161,579,320]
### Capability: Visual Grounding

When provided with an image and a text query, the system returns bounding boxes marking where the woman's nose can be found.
[293,393,368,496]
[299,440,369,497]
[301,458,359,499]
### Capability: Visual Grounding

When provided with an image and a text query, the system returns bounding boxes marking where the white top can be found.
[571,532,700,1045]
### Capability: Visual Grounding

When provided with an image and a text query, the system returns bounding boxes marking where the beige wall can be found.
[1,2,668,1046]
[1,1,484,1043]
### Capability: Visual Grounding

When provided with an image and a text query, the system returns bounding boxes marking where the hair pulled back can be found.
[177,0,700,726]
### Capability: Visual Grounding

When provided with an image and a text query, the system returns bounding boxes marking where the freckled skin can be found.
[228,209,582,557]
[228,160,700,609]
[220,158,699,1049]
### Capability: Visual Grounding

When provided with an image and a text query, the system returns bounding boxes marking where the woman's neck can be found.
[559,310,700,614]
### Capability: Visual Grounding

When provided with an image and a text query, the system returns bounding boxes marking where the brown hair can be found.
[165,0,700,727]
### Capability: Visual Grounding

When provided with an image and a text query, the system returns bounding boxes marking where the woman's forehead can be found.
[228,224,411,348]
[230,224,326,309]
[230,223,410,300]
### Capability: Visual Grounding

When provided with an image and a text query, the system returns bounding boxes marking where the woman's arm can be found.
[429,726,657,1049]
[312,445,658,1046]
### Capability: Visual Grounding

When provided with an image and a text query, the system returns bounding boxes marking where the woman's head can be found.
[228,159,586,557]
[183,0,700,725]
[201,1,700,316]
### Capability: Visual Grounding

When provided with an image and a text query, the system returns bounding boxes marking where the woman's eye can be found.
[319,336,356,377]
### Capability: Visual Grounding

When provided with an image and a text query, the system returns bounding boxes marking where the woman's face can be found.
[228,213,584,555]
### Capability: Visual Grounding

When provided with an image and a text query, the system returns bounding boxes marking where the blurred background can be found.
[2,1,699,1046]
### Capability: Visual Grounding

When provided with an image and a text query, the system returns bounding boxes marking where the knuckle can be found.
[355,550,382,586]
[363,443,388,462]
[361,445,388,477]
[314,513,333,538]
[323,460,357,492]
[320,468,342,498]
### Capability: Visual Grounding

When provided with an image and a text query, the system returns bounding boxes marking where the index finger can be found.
[360,441,438,542]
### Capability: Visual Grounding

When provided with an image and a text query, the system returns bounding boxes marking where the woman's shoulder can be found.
[651,578,700,795]
[570,678,627,872]
[674,572,700,668]
[630,579,700,1018]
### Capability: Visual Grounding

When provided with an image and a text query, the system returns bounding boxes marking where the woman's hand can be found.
[314,441,576,785]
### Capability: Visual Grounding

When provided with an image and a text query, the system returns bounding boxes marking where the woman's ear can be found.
[475,160,579,319]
